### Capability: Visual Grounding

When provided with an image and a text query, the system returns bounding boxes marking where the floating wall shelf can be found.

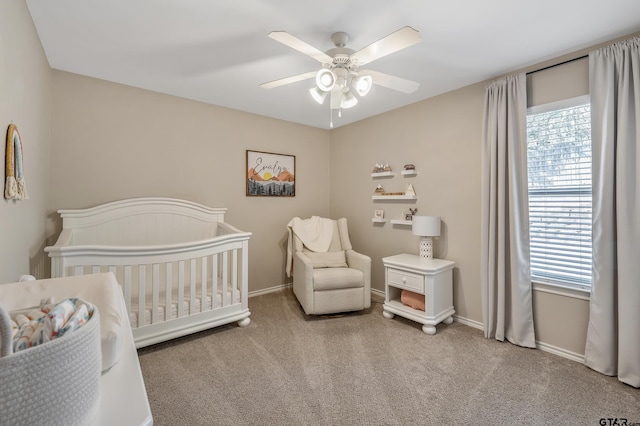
[390,219,413,226]
[372,195,417,200]
[371,171,396,178]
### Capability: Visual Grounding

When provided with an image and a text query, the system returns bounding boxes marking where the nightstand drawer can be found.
[387,268,424,293]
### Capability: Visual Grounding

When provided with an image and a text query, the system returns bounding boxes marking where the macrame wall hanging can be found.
[4,123,28,200]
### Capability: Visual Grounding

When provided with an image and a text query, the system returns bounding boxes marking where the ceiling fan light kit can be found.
[262,26,421,126]
[353,74,373,97]
[315,68,336,91]
[309,86,329,104]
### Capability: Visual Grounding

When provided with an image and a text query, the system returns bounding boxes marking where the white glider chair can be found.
[290,217,371,315]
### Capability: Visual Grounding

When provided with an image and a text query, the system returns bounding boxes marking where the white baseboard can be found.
[249,283,291,298]
[453,314,484,330]
[536,340,585,363]
[371,288,385,298]
[452,314,584,364]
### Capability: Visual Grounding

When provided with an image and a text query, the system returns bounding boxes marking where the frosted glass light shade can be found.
[352,74,372,96]
[315,68,336,91]
[340,89,358,109]
[309,87,328,104]
[412,216,441,237]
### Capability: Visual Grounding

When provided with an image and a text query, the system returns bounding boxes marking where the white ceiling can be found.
[26,0,640,130]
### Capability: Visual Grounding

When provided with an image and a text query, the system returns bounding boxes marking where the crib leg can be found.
[238,317,251,327]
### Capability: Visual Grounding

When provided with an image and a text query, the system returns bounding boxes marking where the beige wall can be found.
[0,1,51,283]
[50,71,330,293]
[329,84,484,324]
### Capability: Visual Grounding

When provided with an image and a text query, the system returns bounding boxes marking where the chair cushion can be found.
[303,250,348,268]
[312,267,364,291]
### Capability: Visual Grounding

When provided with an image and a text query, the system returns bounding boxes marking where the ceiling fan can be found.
[260,26,421,119]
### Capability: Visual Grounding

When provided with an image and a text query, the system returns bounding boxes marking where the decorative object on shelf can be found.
[403,164,415,170]
[371,163,392,173]
[4,123,28,201]
[246,150,295,197]
[374,184,385,194]
[412,216,441,259]
[374,209,385,219]
[405,183,416,196]
[375,192,405,196]
[404,208,418,221]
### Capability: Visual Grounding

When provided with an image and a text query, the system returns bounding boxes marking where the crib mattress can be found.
[128,289,240,328]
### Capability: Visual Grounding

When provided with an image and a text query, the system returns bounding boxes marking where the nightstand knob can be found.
[402,277,406,283]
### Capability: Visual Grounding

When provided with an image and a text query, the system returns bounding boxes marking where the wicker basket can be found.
[0,302,101,426]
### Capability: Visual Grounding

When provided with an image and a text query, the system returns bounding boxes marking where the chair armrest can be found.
[292,251,316,311]
[346,250,371,308]
[345,250,370,273]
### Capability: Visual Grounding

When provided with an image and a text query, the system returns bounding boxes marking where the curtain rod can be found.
[526,54,588,76]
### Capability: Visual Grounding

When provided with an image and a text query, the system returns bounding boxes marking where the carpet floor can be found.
[137,289,640,425]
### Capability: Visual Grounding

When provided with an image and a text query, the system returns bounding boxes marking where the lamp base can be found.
[419,237,434,259]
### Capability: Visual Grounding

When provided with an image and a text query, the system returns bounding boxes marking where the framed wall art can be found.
[246,150,295,197]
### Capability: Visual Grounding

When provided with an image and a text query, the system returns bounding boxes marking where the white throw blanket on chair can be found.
[286,216,334,277]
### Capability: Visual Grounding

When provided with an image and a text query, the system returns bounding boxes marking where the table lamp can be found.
[412,216,441,259]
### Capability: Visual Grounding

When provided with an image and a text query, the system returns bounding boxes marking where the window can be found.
[526,96,592,291]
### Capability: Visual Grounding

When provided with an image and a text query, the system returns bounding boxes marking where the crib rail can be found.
[46,228,250,347]
[45,198,252,348]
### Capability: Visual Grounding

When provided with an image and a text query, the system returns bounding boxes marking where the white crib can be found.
[45,197,251,348]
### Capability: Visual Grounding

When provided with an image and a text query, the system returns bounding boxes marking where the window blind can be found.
[526,102,592,289]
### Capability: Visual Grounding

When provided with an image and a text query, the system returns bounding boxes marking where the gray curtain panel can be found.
[480,73,536,348]
[585,35,640,388]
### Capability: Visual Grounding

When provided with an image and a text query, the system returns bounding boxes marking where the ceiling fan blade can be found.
[352,26,421,66]
[367,70,420,94]
[260,71,316,89]
[268,31,333,64]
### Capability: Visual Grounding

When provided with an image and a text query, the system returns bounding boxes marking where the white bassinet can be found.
[45,197,252,348]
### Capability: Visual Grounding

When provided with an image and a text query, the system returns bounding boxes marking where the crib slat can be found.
[241,239,249,310]
[232,249,238,305]
[152,263,160,324]
[190,259,196,313]
[178,261,185,318]
[211,254,218,309]
[124,265,132,318]
[201,256,208,312]
[92,265,101,275]
[138,266,146,327]
[165,263,172,322]
[108,265,117,277]
[222,251,228,306]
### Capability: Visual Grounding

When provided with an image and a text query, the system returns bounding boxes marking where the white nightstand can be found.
[382,254,455,335]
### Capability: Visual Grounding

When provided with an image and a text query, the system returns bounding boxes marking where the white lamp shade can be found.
[412,216,441,237]
[352,74,373,96]
[340,89,358,109]
[315,68,336,91]
[309,87,328,104]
